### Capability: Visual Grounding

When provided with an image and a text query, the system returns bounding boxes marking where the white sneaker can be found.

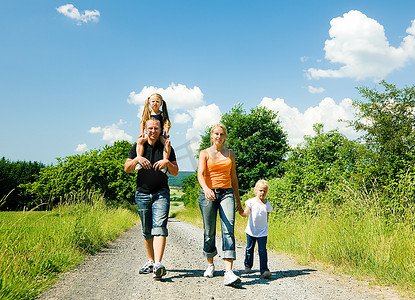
[224,270,241,286]
[203,264,215,278]
[135,163,142,171]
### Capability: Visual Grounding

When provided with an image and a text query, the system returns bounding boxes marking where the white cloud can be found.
[307,10,415,80]
[308,86,325,94]
[127,83,205,111]
[260,96,360,146]
[75,144,88,152]
[89,119,133,143]
[174,112,191,124]
[300,56,309,62]
[57,4,100,25]
[186,104,221,150]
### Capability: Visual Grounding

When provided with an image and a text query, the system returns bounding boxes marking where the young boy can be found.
[239,180,273,278]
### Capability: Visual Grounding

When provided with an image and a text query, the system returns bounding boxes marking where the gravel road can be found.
[38,218,402,300]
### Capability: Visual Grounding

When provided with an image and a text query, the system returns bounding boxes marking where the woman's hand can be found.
[204,188,216,201]
[235,201,242,213]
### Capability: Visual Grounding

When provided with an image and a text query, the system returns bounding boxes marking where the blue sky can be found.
[1,1,415,171]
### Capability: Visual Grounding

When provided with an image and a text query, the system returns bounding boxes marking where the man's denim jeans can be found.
[135,188,170,240]
[199,188,236,260]
[244,234,269,273]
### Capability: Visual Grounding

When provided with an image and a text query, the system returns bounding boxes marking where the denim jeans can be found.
[244,234,269,273]
[135,188,170,240]
[199,188,236,260]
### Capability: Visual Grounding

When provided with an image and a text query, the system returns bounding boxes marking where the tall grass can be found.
[266,185,415,296]
[0,191,138,300]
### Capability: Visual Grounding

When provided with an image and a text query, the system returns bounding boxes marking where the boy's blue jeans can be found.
[244,234,269,274]
[198,188,236,260]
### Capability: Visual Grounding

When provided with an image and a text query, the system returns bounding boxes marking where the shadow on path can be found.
[239,268,317,287]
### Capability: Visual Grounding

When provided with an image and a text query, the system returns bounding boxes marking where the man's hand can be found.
[138,157,152,169]
[153,159,169,171]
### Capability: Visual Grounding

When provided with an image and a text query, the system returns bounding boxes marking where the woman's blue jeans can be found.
[244,234,269,274]
[199,188,236,260]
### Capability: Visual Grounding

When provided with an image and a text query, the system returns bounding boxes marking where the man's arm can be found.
[124,157,139,173]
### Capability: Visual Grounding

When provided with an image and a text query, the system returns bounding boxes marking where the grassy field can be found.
[0,193,138,300]
[173,205,415,299]
[170,187,184,199]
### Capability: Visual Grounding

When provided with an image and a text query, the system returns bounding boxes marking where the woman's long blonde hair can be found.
[210,123,228,146]
[141,93,171,131]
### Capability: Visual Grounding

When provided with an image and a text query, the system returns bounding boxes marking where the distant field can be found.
[170,187,184,199]
[168,171,194,187]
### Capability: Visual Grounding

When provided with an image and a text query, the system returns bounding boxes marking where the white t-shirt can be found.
[244,198,273,238]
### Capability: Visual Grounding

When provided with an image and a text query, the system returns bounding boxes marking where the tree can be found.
[282,124,367,206]
[347,81,415,182]
[21,141,136,209]
[198,104,289,194]
[0,158,45,210]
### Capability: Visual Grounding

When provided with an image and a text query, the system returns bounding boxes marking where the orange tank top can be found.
[204,150,232,189]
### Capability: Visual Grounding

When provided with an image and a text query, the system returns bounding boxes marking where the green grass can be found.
[0,193,138,300]
[267,207,415,297]
[170,187,184,200]
[174,204,415,298]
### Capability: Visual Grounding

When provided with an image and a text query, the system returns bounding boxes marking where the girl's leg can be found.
[257,236,269,274]
[136,136,148,156]
[244,234,256,270]
[159,136,171,160]
[135,136,148,170]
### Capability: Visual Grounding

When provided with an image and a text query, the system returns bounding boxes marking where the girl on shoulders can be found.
[135,93,171,172]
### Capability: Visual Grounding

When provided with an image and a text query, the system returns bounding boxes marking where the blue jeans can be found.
[244,234,269,273]
[135,188,170,240]
[199,188,236,260]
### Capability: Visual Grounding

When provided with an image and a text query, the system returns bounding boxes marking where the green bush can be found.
[20,141,136,209]
[181,172,200,207]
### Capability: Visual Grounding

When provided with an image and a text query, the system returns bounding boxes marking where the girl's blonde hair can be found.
[141,93,171,131]
[210,123,228,146]
[254,179,269,192]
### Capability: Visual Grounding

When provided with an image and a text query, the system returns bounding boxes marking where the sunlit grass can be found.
[0,192,138,300]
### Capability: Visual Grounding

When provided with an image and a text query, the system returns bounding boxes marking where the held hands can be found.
[235,201,243,214]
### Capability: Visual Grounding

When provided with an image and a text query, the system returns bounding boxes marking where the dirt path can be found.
[38,218,402,300]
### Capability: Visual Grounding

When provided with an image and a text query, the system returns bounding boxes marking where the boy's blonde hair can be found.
[254,179,269,191]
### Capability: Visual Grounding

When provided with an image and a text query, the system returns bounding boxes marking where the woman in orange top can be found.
[197,123,243,286]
